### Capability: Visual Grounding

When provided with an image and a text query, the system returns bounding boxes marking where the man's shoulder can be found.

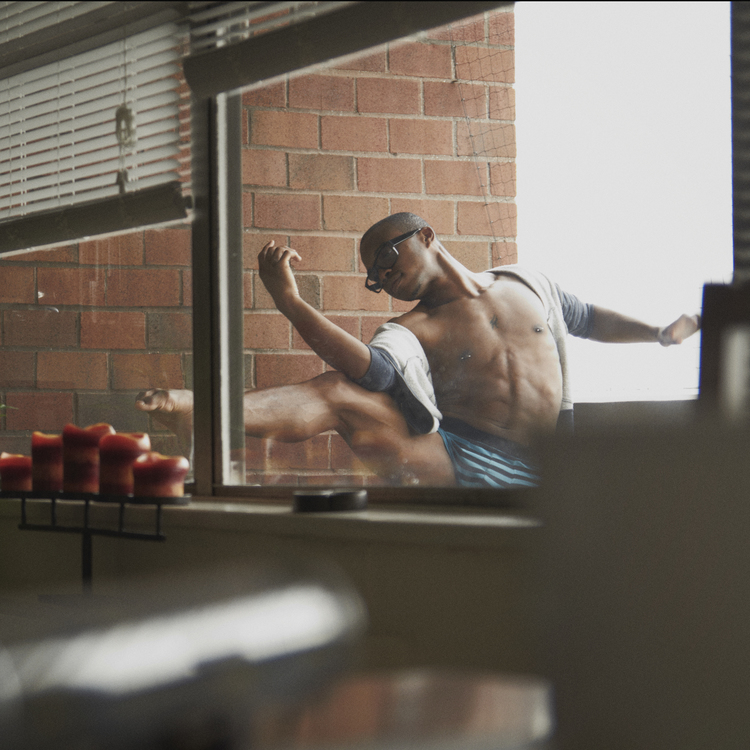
[488,263,546,279]
[389,306,428,329]
[488,264,557,293]
[383,307,443,350]
[486,264,567,315]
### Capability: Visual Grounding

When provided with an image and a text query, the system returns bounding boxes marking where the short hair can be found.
[360,212,429,249]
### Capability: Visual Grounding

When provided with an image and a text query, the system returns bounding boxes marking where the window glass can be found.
[0,23,193,477]
[231,2,729,491]
[515,0,732,403]
[0,226,193,464]
[237,8,516,488]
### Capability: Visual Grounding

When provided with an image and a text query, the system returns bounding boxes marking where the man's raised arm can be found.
[258,241,371,379]
[587,305,701,346]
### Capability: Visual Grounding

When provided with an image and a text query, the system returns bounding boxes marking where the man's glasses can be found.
[365,228,422,293]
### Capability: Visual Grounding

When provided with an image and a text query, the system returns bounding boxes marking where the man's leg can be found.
[136,372,455,486]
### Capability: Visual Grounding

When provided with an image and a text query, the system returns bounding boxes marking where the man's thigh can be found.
[330,378,455,486]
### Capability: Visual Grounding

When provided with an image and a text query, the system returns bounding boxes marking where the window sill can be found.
[0,496,540,549]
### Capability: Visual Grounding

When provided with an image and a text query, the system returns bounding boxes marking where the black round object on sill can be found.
[293,489,368,513]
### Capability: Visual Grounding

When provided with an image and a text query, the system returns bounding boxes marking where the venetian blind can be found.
[0,1,191,254]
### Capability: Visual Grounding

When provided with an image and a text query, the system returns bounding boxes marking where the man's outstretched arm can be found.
[258,240,372,379]
[588,305,701,346]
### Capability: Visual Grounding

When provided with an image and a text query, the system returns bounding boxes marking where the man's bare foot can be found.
[135,389,194,456]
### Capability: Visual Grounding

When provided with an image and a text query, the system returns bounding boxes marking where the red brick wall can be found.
[0,229,192,457]
[241,8,516,486]
[0,8,516,487]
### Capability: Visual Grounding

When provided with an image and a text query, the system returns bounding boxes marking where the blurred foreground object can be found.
[531,422,750,750]
[0,557,365,749]
[251,669,552,750]
[699,282,750,421]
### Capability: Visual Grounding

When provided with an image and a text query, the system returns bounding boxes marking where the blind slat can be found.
[0,105,180,155]
[2,54,181,109]
[0,3,185,83]
[1,155,181,214]
[0,2,109,43]
[0,131,181,185]
[0,35,181,102]
[0,72,180,132]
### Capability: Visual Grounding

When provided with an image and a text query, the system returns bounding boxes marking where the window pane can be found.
[0,226,193,476]
[0,19,193,487]
[515,0,732,402]
[237,8,517,488]
[229,1,729,493]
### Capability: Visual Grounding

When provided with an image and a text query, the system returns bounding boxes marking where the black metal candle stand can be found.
[6,490,190,593]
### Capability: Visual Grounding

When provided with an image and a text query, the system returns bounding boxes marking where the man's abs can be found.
[405,276,563,445]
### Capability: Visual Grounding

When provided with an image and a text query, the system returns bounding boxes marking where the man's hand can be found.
[257,241,371,378]
[258,240,301,309]
[657,313,702,347]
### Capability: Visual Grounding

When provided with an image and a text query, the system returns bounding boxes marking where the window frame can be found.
[190,0,744,505]
[189,1,527,506]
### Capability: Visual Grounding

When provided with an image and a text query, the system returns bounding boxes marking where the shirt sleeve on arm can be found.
[352,346,397,392]
[556,283,594,339]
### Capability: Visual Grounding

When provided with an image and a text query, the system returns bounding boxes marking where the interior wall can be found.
[0,504,539,675]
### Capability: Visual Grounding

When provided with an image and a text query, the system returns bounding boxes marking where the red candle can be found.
[31,432,63,493]
[132,452,190,497]
[62,423,115,494]
[0,452,32,492]
[98,432,151,495]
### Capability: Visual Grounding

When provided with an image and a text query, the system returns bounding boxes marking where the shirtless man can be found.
[136,212,700,487]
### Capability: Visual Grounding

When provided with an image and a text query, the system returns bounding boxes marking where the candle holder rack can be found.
[6,491,190,593]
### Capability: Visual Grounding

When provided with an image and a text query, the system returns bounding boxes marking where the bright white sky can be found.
[514,1,732,401]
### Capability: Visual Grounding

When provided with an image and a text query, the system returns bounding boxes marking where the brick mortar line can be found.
[244,82,514,108]
[0,261,80,268]
[243,145,516,160]
[242,100,515,115]
[0,306,192,311]
[246,109,515,120]
[250,313,361,320]
[0,352,189,357]
[247,191,517,205]
[248,190,516,202]
[242,230,363,238]
[275,53,516,89]
[241,148,515,162]
[6,350,168,356]
[2,268,190,273]
[243,235,515,244]
[246,151,515,163]
[245,190,515,202]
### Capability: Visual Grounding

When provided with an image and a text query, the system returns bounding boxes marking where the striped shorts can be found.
[437,417,540,489]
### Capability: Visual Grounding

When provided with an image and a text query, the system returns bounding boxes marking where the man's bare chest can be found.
[409,277,550,366]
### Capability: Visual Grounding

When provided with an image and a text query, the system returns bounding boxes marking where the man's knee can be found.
[308,370,355,403]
